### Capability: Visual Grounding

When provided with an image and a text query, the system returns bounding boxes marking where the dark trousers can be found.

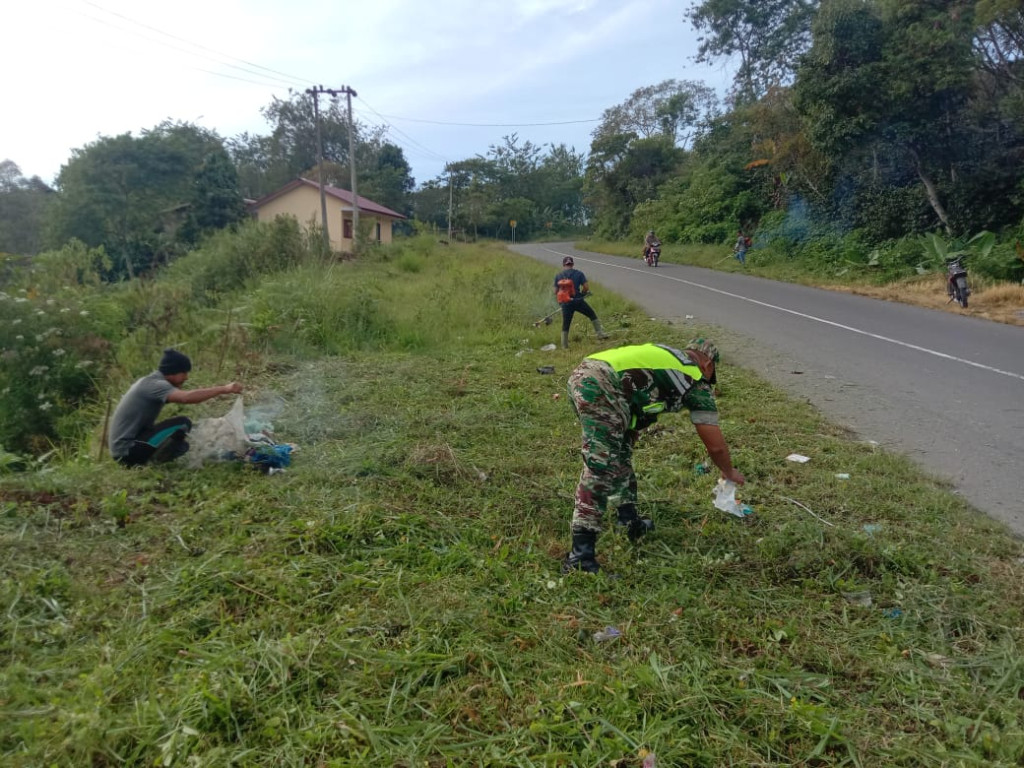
[560,300,597,332]
[116,416,192,467]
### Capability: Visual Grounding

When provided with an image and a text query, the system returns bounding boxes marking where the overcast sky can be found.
[2,0,732,189]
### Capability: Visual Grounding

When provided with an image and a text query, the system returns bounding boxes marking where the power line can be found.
[354,97,451,164]
[375,114,602,128]
[76,0,315,89]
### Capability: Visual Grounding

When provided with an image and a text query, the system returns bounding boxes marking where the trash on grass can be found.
[187,397,247,468]
[835,473,851,480]
[593,626,622,642]
[694,462,711,475]
[536,366,555,375]
[540,343,557,352]
[862,523,882,536]
[780,496,835,527]
[842,590,873,607]
[882,607,903,619]
[786,453,811,463]
[713,480,754,518]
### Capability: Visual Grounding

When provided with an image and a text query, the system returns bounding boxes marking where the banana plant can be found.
[917,231,995,274]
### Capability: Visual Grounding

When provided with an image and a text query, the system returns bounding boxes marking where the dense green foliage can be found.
[1,236,1022,766]
[576,0,1024,281]
[0,161,52,256]
[45,122,246,279]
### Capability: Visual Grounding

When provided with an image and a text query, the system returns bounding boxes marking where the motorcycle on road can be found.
[946,256,970,308]
[644,241,661,267]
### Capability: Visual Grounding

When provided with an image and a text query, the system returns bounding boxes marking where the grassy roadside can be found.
[579,239,1024,328]
[2,241,1023,766]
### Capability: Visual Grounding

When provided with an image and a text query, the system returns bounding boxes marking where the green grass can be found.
[578,238,858,286]
[1,241,1022,766]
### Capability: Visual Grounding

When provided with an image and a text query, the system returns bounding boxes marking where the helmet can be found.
[686,337,720,383]
[562,256,574,267]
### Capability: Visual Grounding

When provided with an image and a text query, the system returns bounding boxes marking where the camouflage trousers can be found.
[567,359,636,533]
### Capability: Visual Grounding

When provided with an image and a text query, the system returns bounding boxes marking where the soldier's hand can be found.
[722,468,746,485]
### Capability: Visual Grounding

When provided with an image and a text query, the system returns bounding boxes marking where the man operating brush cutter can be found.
[562,338,746,575]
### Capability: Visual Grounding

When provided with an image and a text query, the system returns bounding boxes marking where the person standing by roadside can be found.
[108,349,243,467]
[734,231,749,265]
[553,256,608,349]
[562,339,746,574]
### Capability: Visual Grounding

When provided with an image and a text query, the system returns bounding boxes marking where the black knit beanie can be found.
[158,349,192,375]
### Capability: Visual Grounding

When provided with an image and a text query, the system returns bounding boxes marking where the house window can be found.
[375,222,382,242]
[343,217,353,240]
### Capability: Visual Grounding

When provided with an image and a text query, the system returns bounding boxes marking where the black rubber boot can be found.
[616,503,654,543]
[561,530,600,574]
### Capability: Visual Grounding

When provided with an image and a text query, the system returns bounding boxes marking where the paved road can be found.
[513,242,1024,536]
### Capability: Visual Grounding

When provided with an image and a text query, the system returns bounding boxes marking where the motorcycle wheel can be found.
[955,276,969,308]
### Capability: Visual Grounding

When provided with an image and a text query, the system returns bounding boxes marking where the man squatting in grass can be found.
[563,338,746,574]
[108,348,243,467]
[553,256,608,349]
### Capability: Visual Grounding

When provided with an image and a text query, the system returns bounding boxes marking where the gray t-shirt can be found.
[108,371,176,458]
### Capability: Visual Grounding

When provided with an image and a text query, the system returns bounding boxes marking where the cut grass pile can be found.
[1,241,1023,766]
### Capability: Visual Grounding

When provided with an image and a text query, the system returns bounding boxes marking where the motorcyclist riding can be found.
[643,230,661,262]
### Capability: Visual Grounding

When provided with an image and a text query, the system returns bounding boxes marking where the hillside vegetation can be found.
[2,237,1023,766]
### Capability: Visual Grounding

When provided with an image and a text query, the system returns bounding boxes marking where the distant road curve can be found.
[512,242,1024,536]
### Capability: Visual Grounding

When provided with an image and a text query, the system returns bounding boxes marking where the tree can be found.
[687,0,819,102]
[180,150,247,244]
[47,122,243,277]
[591,80,719,148]
[794,0,977,234]
[358,142,415,218]
[0,160,53,255]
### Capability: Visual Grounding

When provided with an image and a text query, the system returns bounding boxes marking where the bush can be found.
[0,288,116,453]
[164,218,314,303]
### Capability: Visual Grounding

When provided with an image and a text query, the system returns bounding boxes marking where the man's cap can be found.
[158,348,192,376]
[686,337,719,382]
[562,256,574,267]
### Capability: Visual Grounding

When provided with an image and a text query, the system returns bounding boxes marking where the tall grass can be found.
[1,239,1022,766]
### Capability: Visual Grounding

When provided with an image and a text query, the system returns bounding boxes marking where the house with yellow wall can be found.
[248,178,406,252]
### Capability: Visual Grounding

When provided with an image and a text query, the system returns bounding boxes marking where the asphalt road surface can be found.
[512,242,1024,537]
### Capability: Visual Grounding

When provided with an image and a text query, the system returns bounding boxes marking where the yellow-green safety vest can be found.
[587,344,704,424]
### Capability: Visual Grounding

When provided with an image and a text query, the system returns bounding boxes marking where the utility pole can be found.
[341,85,358,251]
[447,169,453,243]
[305,85,331,250]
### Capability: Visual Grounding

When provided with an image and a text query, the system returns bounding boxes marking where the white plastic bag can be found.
[713,479,754,518]
[186,397,247,468]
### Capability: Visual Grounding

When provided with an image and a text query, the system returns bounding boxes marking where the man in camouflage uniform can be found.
[563,338,746,574]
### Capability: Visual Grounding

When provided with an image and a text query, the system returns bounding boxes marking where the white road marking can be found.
[539,245,1024,383]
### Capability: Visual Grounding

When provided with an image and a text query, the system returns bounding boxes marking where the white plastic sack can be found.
[186,397,247,468]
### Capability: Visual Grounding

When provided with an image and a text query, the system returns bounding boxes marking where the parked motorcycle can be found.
[946,256,970,308]
[644,241,661,267]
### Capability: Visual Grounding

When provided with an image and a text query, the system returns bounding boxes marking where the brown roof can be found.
[249,178,407,219]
